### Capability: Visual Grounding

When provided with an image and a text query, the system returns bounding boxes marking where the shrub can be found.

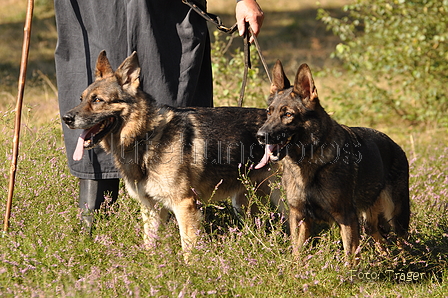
[318,0,448,126]
[211,31,268,108]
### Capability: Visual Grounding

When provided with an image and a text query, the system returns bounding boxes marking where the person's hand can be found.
[235,0,264,43]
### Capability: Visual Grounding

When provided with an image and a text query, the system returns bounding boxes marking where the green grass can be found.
[0,108,447,297]
[1,0,447,296]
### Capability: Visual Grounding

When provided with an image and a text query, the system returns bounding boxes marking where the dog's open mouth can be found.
[73,117,116,161]
[254,136,292,169]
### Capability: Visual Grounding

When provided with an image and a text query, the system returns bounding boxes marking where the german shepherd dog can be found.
[62,51,280,256]
[255,61,410,259]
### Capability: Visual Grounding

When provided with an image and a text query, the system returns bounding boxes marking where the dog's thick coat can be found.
[256,61,410,258]
[63,51,280,253]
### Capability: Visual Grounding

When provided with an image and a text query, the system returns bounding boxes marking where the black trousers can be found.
[55,0,212,179]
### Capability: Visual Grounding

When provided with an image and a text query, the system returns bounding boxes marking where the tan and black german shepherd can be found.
[255,61,410,259]
[63,51,281,256]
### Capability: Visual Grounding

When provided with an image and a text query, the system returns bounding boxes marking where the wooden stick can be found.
[3,0,34,233]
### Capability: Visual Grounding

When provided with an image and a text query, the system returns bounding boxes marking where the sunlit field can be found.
[1,0,446,296]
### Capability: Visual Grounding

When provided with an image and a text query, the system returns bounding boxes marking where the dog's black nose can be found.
[256,130,267,144]
[62,113,74,126]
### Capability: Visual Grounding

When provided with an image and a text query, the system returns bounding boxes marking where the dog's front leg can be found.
[140,200,169,249]
[171,196,202,261]
[289,206,311,256]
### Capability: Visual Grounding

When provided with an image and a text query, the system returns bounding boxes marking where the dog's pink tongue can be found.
[73,129,90,161]
[254,144,275,169]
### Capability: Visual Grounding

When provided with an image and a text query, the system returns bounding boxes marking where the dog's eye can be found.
[284,112,294,118]
[92,97,104,103]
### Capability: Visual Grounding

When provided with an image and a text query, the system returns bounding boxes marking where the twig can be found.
[4,0,34,233]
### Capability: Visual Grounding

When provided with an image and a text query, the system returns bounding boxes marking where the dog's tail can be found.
[390,149,410,239]
[392,186,410,238]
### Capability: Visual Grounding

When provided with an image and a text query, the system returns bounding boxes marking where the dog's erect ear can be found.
[95,50,114,79]
[270,60,291,94]
[115,51,141,92]
[293,63,318,108]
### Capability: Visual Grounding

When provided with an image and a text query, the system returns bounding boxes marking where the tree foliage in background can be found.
[211,31,267,108]
[318,0,447,126]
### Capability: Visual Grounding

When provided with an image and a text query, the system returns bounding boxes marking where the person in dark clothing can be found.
[54,0,264,230]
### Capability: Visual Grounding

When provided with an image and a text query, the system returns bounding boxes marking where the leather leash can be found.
[182,0,238,34]
[182,0,271,107]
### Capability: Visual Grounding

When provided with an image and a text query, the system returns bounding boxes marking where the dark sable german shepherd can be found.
[255,61,410,259]
[63,51,281,255]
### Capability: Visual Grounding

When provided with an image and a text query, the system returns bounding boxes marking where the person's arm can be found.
[235,0,264,42]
